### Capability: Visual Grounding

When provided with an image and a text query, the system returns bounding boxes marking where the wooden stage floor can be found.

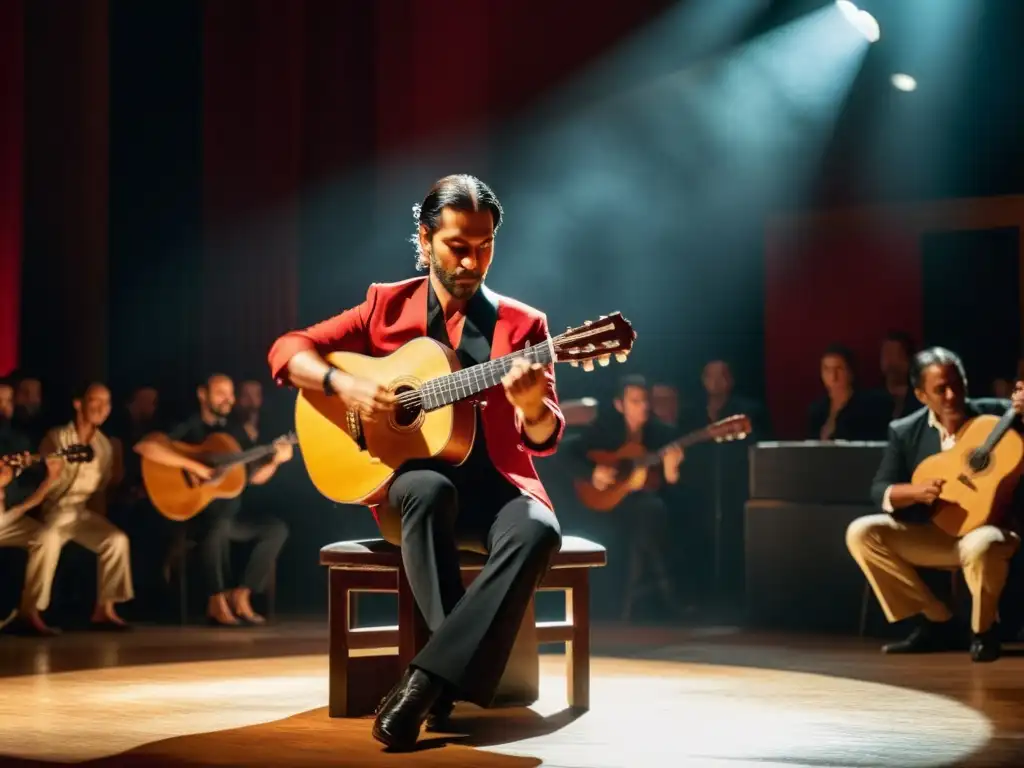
[0,621,1023,767]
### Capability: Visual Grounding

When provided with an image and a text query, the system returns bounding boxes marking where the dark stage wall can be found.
[11,0,674,405]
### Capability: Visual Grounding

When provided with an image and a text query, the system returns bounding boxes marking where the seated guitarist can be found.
[846,347,1024,662]
[134,374,292,627]
[9,383,133,635]
[267,174,565,751]
[565,374,684,620]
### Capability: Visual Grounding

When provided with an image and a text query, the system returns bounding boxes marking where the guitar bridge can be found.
[956,473,977,491]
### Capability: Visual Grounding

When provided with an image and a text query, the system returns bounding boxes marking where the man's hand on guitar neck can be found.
[888,478,945,509]
[662,445,684,485]
[1012,381,1024,415]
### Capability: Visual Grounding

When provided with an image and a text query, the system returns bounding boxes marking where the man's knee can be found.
[846,515,889,557]
[959,527,1018,568]
[509,511,561,559]
[33,525,63,555]
[391,470,457,520]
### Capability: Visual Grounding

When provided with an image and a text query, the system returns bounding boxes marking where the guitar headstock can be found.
[553,313,636,371]
[60,444,95,464]
[709,414,752,443]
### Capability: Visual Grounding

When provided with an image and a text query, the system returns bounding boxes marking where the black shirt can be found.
[565,412,680,483]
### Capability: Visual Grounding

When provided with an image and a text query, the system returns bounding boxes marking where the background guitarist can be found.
[8,383,132,635]
[0,378,63,630]
[847,347,1024,663]
[134,373,292,627]
[267,174,566,751]
[566,374,685,621]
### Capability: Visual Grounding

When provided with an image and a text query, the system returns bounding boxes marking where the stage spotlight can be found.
[835,0,880,43]
[890,73,917,92]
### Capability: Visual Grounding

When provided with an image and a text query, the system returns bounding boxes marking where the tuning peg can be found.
[582,359,595,372]
[598,355,611,367]
[599,314,607,319]
[569,360,579,367]
[584,320,592,326]
[615,352,628,363]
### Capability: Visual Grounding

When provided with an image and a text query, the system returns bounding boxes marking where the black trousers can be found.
[188,505,288,597]
[386,463,561,707]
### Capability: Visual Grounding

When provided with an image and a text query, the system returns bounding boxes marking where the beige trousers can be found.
[20,507,134,611]
[846,513,1020,633]
[0,515,42,549]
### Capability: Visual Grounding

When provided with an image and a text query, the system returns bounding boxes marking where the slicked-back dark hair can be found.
[616,374,648,399]
[911,346,968,392]
[411,174,503,270]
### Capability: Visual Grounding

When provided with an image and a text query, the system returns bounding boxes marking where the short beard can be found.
[430,249,479,300]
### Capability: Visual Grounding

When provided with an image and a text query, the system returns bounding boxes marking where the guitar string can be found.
[390,337,575,410]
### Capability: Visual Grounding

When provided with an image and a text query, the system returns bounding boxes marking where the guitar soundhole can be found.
[392,385,422,429]
[968,449,990,473]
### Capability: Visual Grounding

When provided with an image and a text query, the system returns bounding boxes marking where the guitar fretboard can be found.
[977,407,1020,458]
[419,343,553,411]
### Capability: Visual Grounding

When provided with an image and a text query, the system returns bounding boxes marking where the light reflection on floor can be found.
[0,653,993,766]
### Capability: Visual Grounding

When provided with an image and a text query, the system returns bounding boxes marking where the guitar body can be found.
[294,337,477,506]
[573,443,660,512]
[912,414,1024,537]
[142,433,248,522]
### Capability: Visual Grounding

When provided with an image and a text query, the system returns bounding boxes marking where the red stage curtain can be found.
[764,222,922,438]
[201,0,305,378]
[0,1,25,374]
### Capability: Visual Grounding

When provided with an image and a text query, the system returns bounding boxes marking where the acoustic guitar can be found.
[294,313,636,506]
[912,408,1024,537]
[2,443,95,470]
[142,431,297,522]
[573,414,752,512]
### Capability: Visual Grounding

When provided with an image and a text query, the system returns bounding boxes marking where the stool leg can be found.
[327,568,352,717]
[179,556,188,626]
[567,573,591,710]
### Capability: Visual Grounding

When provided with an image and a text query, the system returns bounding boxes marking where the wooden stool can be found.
[319,535,606,718]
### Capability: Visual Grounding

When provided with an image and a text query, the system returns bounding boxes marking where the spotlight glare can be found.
[835,1,880,43]
[891,73,917,92]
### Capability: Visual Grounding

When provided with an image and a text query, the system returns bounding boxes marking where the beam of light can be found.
[836,0,880,43]
[891,73,917,92]
[487,2,870,352]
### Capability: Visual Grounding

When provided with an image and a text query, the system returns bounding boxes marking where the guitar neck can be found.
[634,428,719,469]
[977,407,1020,456]
[1,452,39,467]
[420,342,554,411]
[214,435,294,470]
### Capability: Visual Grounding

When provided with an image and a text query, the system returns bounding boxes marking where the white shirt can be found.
[881,409,954,512]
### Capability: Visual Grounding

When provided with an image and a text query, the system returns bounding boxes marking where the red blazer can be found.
[267,276,565,512]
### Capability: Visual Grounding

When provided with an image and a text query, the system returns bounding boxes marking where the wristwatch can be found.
[322,366,339,396]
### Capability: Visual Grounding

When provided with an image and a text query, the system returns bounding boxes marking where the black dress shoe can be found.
[971,630,1001,663]
[425,694,456,732]
[372,667,442,751]
[882,618,964,654]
